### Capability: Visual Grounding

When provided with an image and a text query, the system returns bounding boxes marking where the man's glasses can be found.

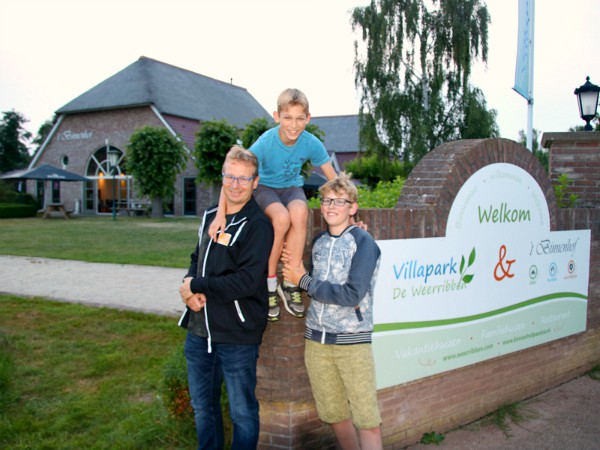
[320,197,352,207]
[222,173,255,186]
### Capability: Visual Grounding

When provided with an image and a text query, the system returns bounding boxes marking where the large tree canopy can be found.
[126,126,187,218]
[352,0,493,163]
[0,110,32,173]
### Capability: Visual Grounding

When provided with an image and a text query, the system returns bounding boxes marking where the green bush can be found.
[0,203,38,218]
[0,332,16,410]
[0,182,38,205]
[554,174,578,208]
[160,347,233,447]
[345,155,412,188]
[161,348,194,421]
[308,176,405,209]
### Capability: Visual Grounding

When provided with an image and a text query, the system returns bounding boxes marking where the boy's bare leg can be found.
[264,203,291,277]
[284,200,309,268]
[330,419,360,450]
[358,427,383,450]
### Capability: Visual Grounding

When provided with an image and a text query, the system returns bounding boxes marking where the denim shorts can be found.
[253,184,307,211]
[304,339,381,429]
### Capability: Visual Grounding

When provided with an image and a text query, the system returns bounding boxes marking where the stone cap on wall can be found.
[542,131,600,149]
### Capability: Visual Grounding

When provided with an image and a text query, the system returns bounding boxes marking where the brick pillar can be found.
[542,131,600,208]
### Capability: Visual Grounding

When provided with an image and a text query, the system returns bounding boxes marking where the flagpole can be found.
[526,0,535,152]
[514,0,535,152]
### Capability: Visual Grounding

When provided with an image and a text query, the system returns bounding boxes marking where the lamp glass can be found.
[579,90,600,118]
[107,148,120,169]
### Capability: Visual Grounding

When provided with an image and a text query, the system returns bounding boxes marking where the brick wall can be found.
[256,137,600,449]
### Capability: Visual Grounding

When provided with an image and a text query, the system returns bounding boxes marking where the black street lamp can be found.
[574,76,600,131]
[107,146,120,221]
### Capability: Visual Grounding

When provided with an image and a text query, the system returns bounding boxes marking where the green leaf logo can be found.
[460,247,476,284]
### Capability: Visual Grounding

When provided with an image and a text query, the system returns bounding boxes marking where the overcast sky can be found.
[1,0,599,148]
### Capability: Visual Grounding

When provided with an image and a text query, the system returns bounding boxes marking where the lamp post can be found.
[574,76,600,131]
[107,146,120,221]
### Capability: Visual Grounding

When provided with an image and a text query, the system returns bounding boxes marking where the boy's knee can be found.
[288,202,308,222]
[270,210,291,231]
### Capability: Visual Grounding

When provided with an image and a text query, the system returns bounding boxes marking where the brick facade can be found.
[31,107,215,216]
[257,137,600,449]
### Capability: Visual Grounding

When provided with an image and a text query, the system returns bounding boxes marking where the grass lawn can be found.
[0,295,196,449]
[0,217,220,448]
[0,216,200,267]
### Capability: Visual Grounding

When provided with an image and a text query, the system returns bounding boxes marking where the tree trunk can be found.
[151,196,163,218]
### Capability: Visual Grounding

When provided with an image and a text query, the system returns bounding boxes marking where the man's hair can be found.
[277,88,310,115]
[319,172,358,203]
[223,145,258,176]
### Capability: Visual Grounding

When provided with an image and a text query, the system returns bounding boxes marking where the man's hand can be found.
[185,293,207,312]
[180,277,207,312]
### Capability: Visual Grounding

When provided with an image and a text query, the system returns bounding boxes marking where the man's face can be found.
[274,104,310,146]
[222,160,259,213]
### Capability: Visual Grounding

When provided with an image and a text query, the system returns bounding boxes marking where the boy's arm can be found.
[320,161,337,180]
[208,187,227,241]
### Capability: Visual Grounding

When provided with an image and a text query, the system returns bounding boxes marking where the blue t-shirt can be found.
[249,126,330,188]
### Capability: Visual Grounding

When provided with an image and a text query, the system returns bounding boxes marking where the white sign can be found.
[373,163,590,389]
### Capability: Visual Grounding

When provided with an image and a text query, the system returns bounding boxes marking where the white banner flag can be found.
[514,0,534,100]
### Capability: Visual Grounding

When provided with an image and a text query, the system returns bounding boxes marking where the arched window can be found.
[86,146,126,176]
[83,145,130,213]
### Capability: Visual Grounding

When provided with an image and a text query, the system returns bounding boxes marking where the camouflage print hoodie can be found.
[298,225,381,345]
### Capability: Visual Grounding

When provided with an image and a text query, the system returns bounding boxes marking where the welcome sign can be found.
[373,163,591,389]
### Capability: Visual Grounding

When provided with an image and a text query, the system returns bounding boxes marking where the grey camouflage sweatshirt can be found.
[298,225,381,343]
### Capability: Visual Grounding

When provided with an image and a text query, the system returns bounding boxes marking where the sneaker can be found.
[278,284,305,318]
[268,290,280,322]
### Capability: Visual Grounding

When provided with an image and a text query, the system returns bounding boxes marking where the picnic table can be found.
[41,203,72,219]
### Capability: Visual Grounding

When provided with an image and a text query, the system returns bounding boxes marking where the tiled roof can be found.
[56,56,270,128]
[310,114,362,153]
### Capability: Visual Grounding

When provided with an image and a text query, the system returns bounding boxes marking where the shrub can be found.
[0,203,38,218]
[161,348,194,421]
[160,347,233,446]
[554,174,578,208]
[308,176,405,209]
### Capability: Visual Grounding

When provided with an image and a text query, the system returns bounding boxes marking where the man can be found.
[179,145,274,450]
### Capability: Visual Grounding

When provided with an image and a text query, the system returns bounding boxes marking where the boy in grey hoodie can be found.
[282,172,382,450]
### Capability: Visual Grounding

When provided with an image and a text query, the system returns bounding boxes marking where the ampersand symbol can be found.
[494,245,516,281]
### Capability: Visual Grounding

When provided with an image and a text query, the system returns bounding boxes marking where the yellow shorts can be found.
[304,339,381,429]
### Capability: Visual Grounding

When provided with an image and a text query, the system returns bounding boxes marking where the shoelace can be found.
[269,294,278,307]
[290,291,302,304]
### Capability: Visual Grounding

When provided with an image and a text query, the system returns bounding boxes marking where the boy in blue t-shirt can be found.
[210,88,337,321]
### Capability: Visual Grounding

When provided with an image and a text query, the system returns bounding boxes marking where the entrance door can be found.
[183,177,197,216]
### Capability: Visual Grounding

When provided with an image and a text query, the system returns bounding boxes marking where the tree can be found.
[0,110,32,173]
[518,128,547,171]
[352,0,492,163]
[193,119,239,201]
[240,117,273,148]
[569,118,600,132]
[460,87,499,139]
[30,118,56,158]
[126,126,187,218]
